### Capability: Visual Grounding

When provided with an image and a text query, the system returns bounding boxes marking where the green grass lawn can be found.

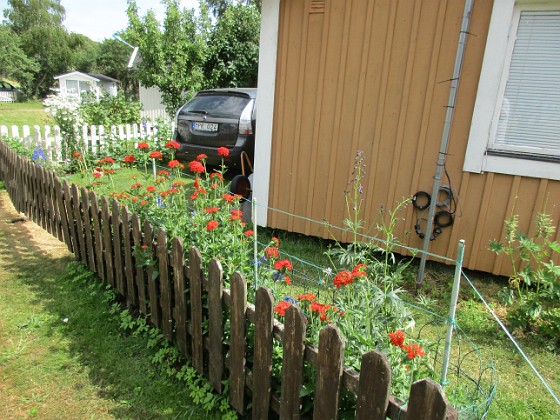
[0,100,54,129]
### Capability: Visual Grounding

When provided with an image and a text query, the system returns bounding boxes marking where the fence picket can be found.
[143,220,160,328]
[356,350,392,420]
[122,206,137,307]
[131,214,147,315]
[280,304,306,420]
[314,325,345,420]
[63,181,78,256]
[157,228,173,341]
[90,191,104,277]
[230,271,247,414]
[112,199,125,295]
[407,379,456,420]
[101,196,114,286]
[252,287,274,419]
[81,187,96,271]
[189,247,204,374]
[172,237,188,356]
[208,258,224,392]
[71,184,86,264]
[54,177,72,251]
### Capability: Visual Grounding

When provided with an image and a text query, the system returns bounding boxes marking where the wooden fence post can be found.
[208,258,224,392]
[157,228,173,341]
[81,186,96,272]
[54,177,72,252]
[407,379,457,420]
[314,325,345,420]
[356,350,392,420]
[280,304,306,420]
[101,196,114,287]
[122,206,137,307]
[144,220,160,328]
[111,199,125,296]
[131,213,147,315]
[252,286,274,419]
[189,247,204,374]
[71,184,86,264]
[230,271,247,414]
[90,191,104,277]
[172,237,188,356]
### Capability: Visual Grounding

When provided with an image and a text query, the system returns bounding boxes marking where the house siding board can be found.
[269,0,560,276]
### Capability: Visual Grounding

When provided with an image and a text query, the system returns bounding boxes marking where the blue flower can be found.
[283,295,298,305]
[32,145,46,165]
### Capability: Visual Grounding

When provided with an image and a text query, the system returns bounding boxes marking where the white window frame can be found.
[464,0,560,180]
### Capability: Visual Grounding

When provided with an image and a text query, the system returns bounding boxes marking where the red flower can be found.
[193,178,200,189]
[158,169,170,177]
[205,207,220,214]
[165,140,180,149]
[206,220,219,231]
[274,301,290,317]
[130,183,142,189]
[92,171,102,179]
[265,246,279,259]
[403,343,424,359]
[222,193,239,203]
[137,142,150,149]
[333,270,353,289]
[244,230,254,237]
[297,293,316,302]
[72,152,81,158]
[168,160,184,170]
[197,154,208,161]
[188,160,205,173]
[98,157,115,165]
[352,263,368,278]
[217,147,230,157]
[272,237,280,247]
[149,151,163,159]
[274,259,293,271]
[140,200,148,205]
[172,181,185,187]
[389,330,405,348]
[210,172,224,181]
[229,209,243,221]
[146,185,156,193]
[284,275,292,285]
[124,155,136,163]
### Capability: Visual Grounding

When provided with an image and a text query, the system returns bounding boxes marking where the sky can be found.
[0,0,199,42]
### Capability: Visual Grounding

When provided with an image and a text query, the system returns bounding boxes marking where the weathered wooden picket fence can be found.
[0,139,458,419]
[0,123,163,162]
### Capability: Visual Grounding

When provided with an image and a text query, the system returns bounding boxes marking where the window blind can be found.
[494,11,560,156]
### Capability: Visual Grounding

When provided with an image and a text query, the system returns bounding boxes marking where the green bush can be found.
[79,92,142,127]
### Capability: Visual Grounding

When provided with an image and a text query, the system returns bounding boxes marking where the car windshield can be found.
[181,94,251,118]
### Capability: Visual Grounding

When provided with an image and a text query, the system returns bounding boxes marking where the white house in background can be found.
[54,71,118,101]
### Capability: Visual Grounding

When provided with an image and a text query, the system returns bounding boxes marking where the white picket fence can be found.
[0,123,166,162]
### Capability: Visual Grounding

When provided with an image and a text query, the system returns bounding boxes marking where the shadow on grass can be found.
[0,193,210,419]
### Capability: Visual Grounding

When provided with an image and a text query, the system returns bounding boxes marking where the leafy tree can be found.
[0,23,39,90]
[67,33,99,74]
[203,3,260,88]
[95,39,137,97]
[126,0,209,116]
[3,0,70,97]
[204,0,261,17]
[79,92,141,126]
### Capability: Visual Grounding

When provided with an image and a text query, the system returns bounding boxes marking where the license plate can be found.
[192,122,218,132]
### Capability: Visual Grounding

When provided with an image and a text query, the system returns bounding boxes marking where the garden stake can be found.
[440,239,465,387]
[152,158,156,180]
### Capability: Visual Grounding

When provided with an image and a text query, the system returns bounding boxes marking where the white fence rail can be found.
[0,123,165,162]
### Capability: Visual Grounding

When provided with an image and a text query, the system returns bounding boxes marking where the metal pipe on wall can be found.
[416,0,475,288]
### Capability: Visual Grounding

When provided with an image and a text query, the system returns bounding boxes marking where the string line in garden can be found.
[462,270,560,406]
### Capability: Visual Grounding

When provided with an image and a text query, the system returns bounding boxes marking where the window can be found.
[464,0,560,180]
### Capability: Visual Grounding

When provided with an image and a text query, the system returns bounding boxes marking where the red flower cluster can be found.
[210,172,224,181]
[137,142,150,149]
[124,155,136,163]
[72,152,82,158]
[188,160,205,174]
[388,330,424,359]
[222,193,240,203]
[217,147,229,157]
[130,183,142,189]
[297,293,316,302]
[98,157,115,165]
[310,301,340,322]
[206,220,219,231]
[205,207,219,214]
[333,264,367,288]
[197,154,208,161]
[168,160,184,170]
[244,230,254,237]
[229,209,243,221]
[158,170,170,177]
[190,188,208,200]
[274,301,290,317]
[165,140,180,149]
[146,185,156,193]
[265,246,279,259]
[149,151,163,159]
[274,259,293,271]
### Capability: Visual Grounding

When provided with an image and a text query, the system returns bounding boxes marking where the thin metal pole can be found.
[416,0,474,288]
[440,239,465,387]
[253,197,258,288]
